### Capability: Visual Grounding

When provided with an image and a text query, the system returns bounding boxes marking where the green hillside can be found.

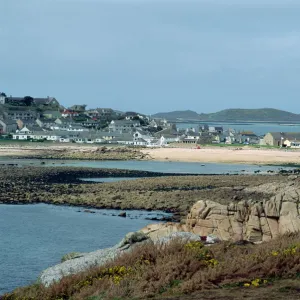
[151,110,199,120]
[153,108,300,122]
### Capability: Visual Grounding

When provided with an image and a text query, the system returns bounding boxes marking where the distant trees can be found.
[23,96,34,106]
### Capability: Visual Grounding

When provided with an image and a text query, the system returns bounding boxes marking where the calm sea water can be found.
[0,159,294,174]
[176,122,300,136]
[0,204,169,294]
[0,156,295,294]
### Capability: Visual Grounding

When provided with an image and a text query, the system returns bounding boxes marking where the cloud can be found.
[1,0,300,112]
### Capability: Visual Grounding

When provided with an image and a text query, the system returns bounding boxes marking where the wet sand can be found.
[141,147,300,165]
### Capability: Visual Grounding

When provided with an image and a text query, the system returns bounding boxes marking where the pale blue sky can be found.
[1,0,300,114]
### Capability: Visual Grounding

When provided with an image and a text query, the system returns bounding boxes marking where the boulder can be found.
[185,184,300,243]
[140,222,186,242]
[40,231,150,287]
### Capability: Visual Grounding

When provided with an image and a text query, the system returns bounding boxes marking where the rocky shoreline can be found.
[1,145,150,161]
[0,165,296,221]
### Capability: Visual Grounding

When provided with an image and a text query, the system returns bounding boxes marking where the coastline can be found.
[0,165,293,220]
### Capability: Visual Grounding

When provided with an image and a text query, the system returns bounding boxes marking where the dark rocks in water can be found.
[83,209,95,214]
[41,162,45,165]
[234,240,254,246]
[254,170,261,173]
[118,211,126,218]
[279,169,300,175]
[145,216,173,222]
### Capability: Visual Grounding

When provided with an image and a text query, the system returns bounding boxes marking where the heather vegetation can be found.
[3,233,300,300]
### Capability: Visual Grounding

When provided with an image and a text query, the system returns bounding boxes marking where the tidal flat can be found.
[0,165,293,220]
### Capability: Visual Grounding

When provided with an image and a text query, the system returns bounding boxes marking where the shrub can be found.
[4,233,300,300]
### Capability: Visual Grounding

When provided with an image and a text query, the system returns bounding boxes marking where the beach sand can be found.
[1,144,300,165]
[141,147,300,165]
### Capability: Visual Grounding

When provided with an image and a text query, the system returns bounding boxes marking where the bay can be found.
[0,159,294,174]
[176,121,300,136]
[0,204,169,294]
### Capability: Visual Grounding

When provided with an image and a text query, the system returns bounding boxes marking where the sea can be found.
[176,121,300,136]
[0,204,171,294]
[0,159,294,175]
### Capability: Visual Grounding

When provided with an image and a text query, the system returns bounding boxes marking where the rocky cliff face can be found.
[185,179,300,243]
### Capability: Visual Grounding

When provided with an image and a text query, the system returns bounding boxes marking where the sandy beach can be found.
[1,144,300,165]
[141,147,300,165]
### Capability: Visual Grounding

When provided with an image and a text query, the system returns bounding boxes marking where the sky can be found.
[1,0,300,114]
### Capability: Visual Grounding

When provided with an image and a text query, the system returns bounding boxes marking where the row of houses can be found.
[263,132,300,148]
[11,129,170,147]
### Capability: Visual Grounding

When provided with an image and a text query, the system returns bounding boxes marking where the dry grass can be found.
[3,232,300,300]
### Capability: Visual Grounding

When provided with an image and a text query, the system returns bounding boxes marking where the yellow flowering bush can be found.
[271,243,300,257]
[76,265,133,289]
[185,241,218,267]
[243,278,268,288]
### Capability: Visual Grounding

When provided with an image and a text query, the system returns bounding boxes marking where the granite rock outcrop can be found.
[185,181,300,243]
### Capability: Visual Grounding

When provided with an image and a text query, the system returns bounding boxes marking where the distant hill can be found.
[151,110,199,120]
[152,108,300,122]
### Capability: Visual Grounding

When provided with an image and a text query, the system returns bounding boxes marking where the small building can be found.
[153,126,181,143]
[264,132,300,147]
[42,110,62,119]
[34,97,60,109]
[209,126,223,134]
[69,105,87,112]
[62,109,80,118]
[0,119,18,133]
[16,119,37,130]
[4,109,39,120]
[133,129,152,143]
[0,93,6,104]
[290,141,300,148]
[133,138,147,146]
[111,134,134,145]
[109,120,140,133]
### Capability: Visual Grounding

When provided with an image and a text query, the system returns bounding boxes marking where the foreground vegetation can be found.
[3,233,300,300]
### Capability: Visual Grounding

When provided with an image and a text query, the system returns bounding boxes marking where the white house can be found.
[0,93,6,104]
[16,126,33,134]
[109,120,140,133]
[133,138,147,146]
[133,129,152,143]
[290,141,300,148]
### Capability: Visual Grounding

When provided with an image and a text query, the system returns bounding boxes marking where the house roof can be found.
[154,127,179,138]
[135,129,150,136]
[111,120,140,125]
[268,132,300,141]
[0,119,17,125]
[82,119,98,124]
[23,125,42,131]
[111,135,133,142]
[135,138,147,142]
[43,110,61,114]
[56,117,76,124]
[98,131,123,137]
[34,97,57,105]
[241,133,257,137]
[186,131,200,137]
[17,119,36,124]
[71,125,86,129]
